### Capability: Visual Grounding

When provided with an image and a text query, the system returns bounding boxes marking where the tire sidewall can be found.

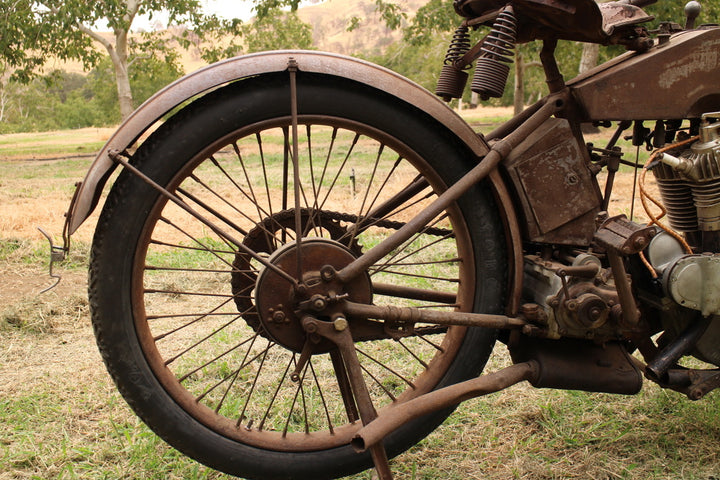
[90,73,506,479]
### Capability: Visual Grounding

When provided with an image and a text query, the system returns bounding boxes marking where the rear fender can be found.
[66,50,523,312]
[67,50,492,233]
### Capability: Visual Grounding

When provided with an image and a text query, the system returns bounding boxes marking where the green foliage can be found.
[86,54,184,123]
[251,0,302,17]
[241,8,314,53]
[0,51,183,133]
[404,0,457,45]
[0,71,102,132]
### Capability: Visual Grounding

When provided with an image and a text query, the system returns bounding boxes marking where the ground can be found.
[2,110,718,480]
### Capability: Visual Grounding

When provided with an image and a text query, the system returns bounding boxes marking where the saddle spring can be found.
[472,5,517,100]
[436,25,472,101]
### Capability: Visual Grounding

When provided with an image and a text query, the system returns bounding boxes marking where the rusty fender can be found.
[351,361,539,452]
[67,50,502,235]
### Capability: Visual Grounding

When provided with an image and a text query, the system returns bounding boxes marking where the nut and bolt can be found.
[269,305,289,324]
[320,265,336,282]
[333,317,348,331]
[311,295,327,311]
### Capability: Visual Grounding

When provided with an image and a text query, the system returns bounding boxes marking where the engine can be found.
[519,113,720,368]
[654,112,720,252]
[646,112,720,366]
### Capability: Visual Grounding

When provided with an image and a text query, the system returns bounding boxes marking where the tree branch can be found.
[77,22,113,51]
[125,0,141,29]
[39,3,114,51]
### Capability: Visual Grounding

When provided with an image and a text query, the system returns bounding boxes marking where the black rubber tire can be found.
[90,72,507,479]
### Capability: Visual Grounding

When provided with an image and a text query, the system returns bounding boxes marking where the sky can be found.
[202,0,256,21]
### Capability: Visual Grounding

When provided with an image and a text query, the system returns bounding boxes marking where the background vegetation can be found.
[3,0,719,134]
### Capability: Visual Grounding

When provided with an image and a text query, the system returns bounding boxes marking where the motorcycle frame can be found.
[66,24,720,317]
[62,15,720,479]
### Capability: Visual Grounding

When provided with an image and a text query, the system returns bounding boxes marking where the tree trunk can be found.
[112,56,134,120]
[579,43,599,74]
[513,51,524,115]
[111,28,134,120]
[75,0,139,121]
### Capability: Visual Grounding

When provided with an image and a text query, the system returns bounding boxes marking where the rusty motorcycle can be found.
[56,0,720,477]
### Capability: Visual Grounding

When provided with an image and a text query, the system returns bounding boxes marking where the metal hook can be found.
[37,227,67,294]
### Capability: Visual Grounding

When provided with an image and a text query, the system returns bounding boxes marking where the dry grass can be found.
[1,113,719,480]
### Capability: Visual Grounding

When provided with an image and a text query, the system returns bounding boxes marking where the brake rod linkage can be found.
[343,300,528,330]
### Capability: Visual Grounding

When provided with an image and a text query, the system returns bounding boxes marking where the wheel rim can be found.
[131,116,476,451]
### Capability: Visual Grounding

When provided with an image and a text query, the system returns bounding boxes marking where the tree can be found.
[16,1,243,120]
[241,8,313,53]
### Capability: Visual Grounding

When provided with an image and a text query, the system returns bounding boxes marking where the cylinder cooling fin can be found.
[653,113,720,233]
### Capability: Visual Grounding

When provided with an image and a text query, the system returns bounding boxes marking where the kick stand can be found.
[302,316,395,480]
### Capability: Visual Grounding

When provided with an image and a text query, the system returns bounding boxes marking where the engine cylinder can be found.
[654,114,720,234]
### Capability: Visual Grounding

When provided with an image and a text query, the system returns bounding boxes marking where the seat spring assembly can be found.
[472,5,517,99]
[436,25,472,101]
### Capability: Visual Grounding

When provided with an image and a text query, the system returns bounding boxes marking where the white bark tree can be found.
[32,0,243,119]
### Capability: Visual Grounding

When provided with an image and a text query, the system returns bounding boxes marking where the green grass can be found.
[0,129,107,159]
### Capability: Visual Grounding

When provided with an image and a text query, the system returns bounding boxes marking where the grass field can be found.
[1,112,719,480]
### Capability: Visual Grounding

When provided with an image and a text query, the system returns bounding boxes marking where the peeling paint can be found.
[659,40,720,89]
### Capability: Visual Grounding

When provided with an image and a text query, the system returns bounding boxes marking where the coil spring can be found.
[435,25,472,101]
[471,6,517,99]
[444,25,472,66]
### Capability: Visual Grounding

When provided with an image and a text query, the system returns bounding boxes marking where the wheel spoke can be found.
[130,116,478,451]
[330,348,360,424]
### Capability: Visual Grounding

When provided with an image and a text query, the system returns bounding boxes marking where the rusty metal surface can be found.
[455,0,652,44]
[255,240,374,353]
[570,27,720,121]
[501,117,603,245]
[66,50,492,235]
[509,335,643,394]
[351,361,539,452]
[305,317,395,480]
[594,214,657,255]
[337,91,567,285]
[342,300,527,329]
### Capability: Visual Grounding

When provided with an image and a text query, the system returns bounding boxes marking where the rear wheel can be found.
[90,72,506,479]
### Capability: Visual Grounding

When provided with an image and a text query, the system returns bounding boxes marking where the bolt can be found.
[320,265,336,282]
[272,310,286,324]
[333,316,348,331]
[312,295,327,311]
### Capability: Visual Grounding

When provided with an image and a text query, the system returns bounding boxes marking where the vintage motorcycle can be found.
[53,0,720,477]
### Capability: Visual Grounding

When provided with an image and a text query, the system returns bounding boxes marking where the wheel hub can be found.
[230,209,360,333]
[254,238,372,353]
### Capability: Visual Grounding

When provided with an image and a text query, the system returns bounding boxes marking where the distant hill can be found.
[297,0,426,55]
[53,0,429,75]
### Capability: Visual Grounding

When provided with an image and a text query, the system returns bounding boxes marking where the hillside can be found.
[54,0,429,75]
[297,0,426,55]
